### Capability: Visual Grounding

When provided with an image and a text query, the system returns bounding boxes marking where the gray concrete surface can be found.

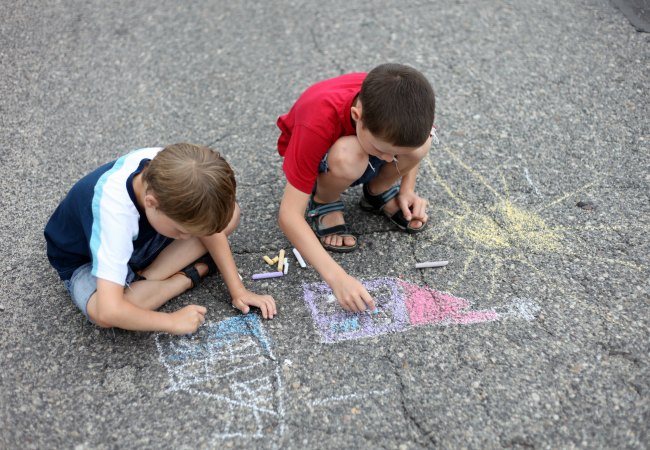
[1,0,649,449]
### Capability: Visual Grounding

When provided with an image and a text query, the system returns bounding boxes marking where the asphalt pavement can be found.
[1,0,648,449]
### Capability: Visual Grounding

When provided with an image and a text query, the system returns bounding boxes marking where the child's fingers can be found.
[398,197,413,220]
[233,299,250,314]
[263,296,277,318]
[349,294,369,313]
[361,291,376,311]
[193,305,207,316]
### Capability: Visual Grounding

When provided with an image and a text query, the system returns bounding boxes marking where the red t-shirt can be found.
[277,72,366,194]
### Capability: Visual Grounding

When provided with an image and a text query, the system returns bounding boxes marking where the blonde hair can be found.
[142,143,236,236]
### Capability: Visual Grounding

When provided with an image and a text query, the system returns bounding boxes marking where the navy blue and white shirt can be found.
[45,147,163,284]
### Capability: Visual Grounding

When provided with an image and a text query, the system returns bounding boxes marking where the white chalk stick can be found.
[415,260,449,269]
[283,258,289,275]
[292,248,307,268]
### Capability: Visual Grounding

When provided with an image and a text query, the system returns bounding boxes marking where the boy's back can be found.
[277,72,365,194]
[45,147,162,284]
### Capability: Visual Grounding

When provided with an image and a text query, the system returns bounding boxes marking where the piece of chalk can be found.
[263,255,274,266]
[252,271,284,280]
[277,249,285,271]
[415,260,449,269]
[283,257,289,275]
[271,256,279,264]
[277,249,285,272]
[292,248,307,268]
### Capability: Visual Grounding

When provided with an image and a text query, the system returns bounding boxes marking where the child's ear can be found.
[351,102,362,123]
[144,193,159,209]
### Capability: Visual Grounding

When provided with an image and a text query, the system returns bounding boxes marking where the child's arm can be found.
[93,279,206,334]
[278,183,376,313]
[199,232,277,319]
[396,136,433,225]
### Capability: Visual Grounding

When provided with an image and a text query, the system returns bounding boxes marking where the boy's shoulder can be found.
[302,72,367,98]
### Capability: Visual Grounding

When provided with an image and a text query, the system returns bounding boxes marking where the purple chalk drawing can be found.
[302,277,539,343]
[303,277,410,343]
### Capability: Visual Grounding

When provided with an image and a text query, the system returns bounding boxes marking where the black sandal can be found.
[359,184,428,234]
[176,254,218,288]
[307,197,358,253]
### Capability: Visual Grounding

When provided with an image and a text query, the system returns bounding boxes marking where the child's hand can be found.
[232,290,277,319]
[169,305,207,335]
[331,273,376,313]
[397,191,428,229]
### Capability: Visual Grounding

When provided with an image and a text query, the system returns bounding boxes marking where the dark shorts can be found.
[63,233,173,322]
[318,153,387,187]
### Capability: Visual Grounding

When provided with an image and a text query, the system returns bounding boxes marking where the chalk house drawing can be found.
[155,315,285,439]
[303,277,539,343]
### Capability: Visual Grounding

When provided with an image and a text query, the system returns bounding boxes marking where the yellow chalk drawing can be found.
[422,144,646,303]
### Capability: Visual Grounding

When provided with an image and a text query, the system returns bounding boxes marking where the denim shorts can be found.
[318,153,387,187]
[63,233,173,322]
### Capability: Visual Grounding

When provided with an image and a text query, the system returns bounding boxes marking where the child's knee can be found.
[327,137,368,180]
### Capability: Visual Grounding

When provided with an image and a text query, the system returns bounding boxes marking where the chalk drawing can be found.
[155,315,285,440]
[303,277,538,343]
[422,147,645,306]
[524,167,541,196]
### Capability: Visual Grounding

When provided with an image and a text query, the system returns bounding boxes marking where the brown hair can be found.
[359,63,435,147]
[142,143,236,236]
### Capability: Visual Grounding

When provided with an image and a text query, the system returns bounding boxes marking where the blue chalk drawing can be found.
[155,315,285,440]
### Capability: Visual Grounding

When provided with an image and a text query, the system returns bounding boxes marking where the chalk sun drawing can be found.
[155,315,285,440]
[421,146,646,306]
[303,277,538,343]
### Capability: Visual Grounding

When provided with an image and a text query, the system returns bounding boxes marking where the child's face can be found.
[355,121,419,162]
[351,100,419,162]
[147,208,194,240]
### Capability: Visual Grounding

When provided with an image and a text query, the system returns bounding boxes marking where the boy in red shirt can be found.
[276,63,435,313]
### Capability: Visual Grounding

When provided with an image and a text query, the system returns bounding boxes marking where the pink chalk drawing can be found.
[400,280,498,325]
[302,277,540,343]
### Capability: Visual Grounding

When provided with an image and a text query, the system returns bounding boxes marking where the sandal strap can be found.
[176,254,217,289]
[362,184,400,210]
[177,265,201,289]
[195,254,217,276]
[313,223,353,238]
[307,199,345,218]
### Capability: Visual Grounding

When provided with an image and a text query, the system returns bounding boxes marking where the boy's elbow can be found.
[278,209,290,233]
[93,308,116,329]
[90,298,120,329]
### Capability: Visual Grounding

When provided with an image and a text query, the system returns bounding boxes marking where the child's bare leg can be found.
[367,144,430,229]
[139,203,241,281]
[125,203,242,310]
[314,136,367,248]
[123,238,210,310]
[123,270,202,310]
